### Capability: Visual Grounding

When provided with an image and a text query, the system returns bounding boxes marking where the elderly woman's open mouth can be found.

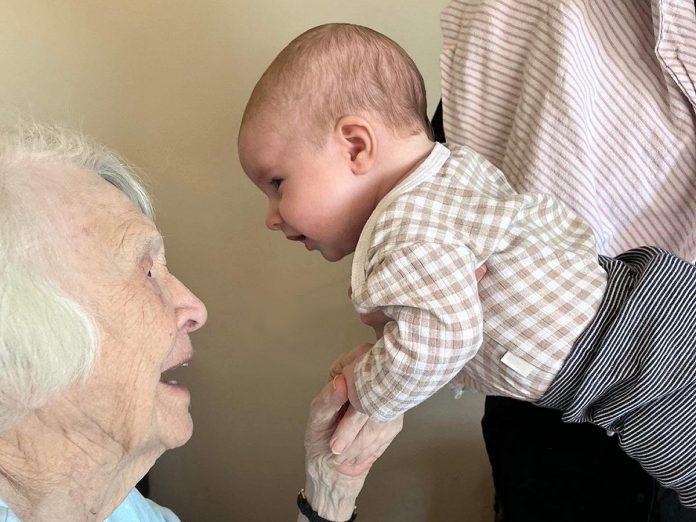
[160,356,192,386]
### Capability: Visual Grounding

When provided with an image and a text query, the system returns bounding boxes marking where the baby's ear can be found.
[335,116,376,175]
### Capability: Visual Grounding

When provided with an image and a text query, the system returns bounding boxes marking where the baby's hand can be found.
[340,353,364,414]
[328,343,372,382]
[358,309,391,339]
[348,286,392,339]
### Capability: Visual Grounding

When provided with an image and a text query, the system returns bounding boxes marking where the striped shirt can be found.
[440,0,696,261]
[351,143,607,421]
[537,246,696,508]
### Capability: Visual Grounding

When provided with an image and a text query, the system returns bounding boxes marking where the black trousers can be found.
[483,397,696,521]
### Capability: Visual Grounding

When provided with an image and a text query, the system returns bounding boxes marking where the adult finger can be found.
[334,416,403,466]
[334,437,398,476]
[307,375,349,437]
[330,404,369,455]
[328,352,351,382]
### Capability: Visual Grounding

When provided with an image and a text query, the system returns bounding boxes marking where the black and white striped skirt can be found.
[536,246,696,507]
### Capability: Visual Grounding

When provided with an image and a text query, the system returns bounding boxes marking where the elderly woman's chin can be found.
[155,379,195,449]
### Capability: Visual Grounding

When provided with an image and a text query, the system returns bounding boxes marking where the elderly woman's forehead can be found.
[26,161,123,209]
[31,161,159,251]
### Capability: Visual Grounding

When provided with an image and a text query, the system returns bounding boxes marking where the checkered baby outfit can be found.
[350,143,607,421]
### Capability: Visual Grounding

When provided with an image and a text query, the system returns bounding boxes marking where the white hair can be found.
[0,121,154,432]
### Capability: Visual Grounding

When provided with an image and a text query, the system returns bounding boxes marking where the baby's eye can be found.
[270,177,283,190]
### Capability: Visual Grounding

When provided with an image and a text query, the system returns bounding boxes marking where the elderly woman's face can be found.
[46,164,207,455]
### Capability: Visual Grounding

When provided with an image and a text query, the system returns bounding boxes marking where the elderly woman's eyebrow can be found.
[136,234,164,258]
[115,220,163,258]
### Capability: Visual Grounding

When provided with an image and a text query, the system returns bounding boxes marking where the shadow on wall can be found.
[428,441,492,522]
[359,436,494,522]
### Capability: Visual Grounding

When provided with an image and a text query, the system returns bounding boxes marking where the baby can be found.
[238,24,696,508]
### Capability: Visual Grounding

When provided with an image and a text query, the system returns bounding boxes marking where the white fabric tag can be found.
[501,351,535,378]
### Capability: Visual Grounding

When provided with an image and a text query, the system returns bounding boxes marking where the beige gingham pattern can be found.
[351,143,607,421]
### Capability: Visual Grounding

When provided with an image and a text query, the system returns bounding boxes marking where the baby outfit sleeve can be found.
[353,241,484,421]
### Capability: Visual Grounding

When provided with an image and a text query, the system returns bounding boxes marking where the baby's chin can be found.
[320,251,344,262]
[319,246,355,263]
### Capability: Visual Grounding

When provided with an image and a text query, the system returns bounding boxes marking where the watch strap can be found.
[297,489,357,522]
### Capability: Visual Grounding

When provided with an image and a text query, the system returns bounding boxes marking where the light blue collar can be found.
[0,497,18,522]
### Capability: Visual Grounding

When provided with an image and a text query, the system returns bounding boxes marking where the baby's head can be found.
[238,24,432,262]
[241,23,431,147]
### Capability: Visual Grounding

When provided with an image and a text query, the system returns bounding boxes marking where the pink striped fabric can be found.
[440,0,696,261]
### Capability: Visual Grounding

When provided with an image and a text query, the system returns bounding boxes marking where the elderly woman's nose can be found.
[173,279,208,332]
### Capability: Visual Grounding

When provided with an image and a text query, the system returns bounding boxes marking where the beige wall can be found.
[1,1,493,520]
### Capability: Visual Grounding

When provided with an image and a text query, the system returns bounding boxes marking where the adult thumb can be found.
[332,374,349,406]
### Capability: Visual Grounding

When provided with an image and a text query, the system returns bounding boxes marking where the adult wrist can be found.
[304,460,364,521]
[298,489,357,522]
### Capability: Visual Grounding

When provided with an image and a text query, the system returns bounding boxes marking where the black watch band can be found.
[297,489,357,522]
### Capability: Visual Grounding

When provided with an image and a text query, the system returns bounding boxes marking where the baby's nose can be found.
[265,204,282,230]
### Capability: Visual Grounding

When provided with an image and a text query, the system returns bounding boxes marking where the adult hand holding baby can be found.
[327,344,403,471]
[302,375,369,522]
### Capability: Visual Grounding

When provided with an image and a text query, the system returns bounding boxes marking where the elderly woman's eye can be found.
[147,269,153,278]
[270,177,283,189]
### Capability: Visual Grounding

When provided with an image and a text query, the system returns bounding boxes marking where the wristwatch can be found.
[297,489,358,522]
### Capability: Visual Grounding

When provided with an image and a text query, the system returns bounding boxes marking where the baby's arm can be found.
[330,264,487,462]
[352,242,484,422]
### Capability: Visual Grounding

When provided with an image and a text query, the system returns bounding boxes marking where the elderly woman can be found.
[0,122,392,522]
[0,121,207,520]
